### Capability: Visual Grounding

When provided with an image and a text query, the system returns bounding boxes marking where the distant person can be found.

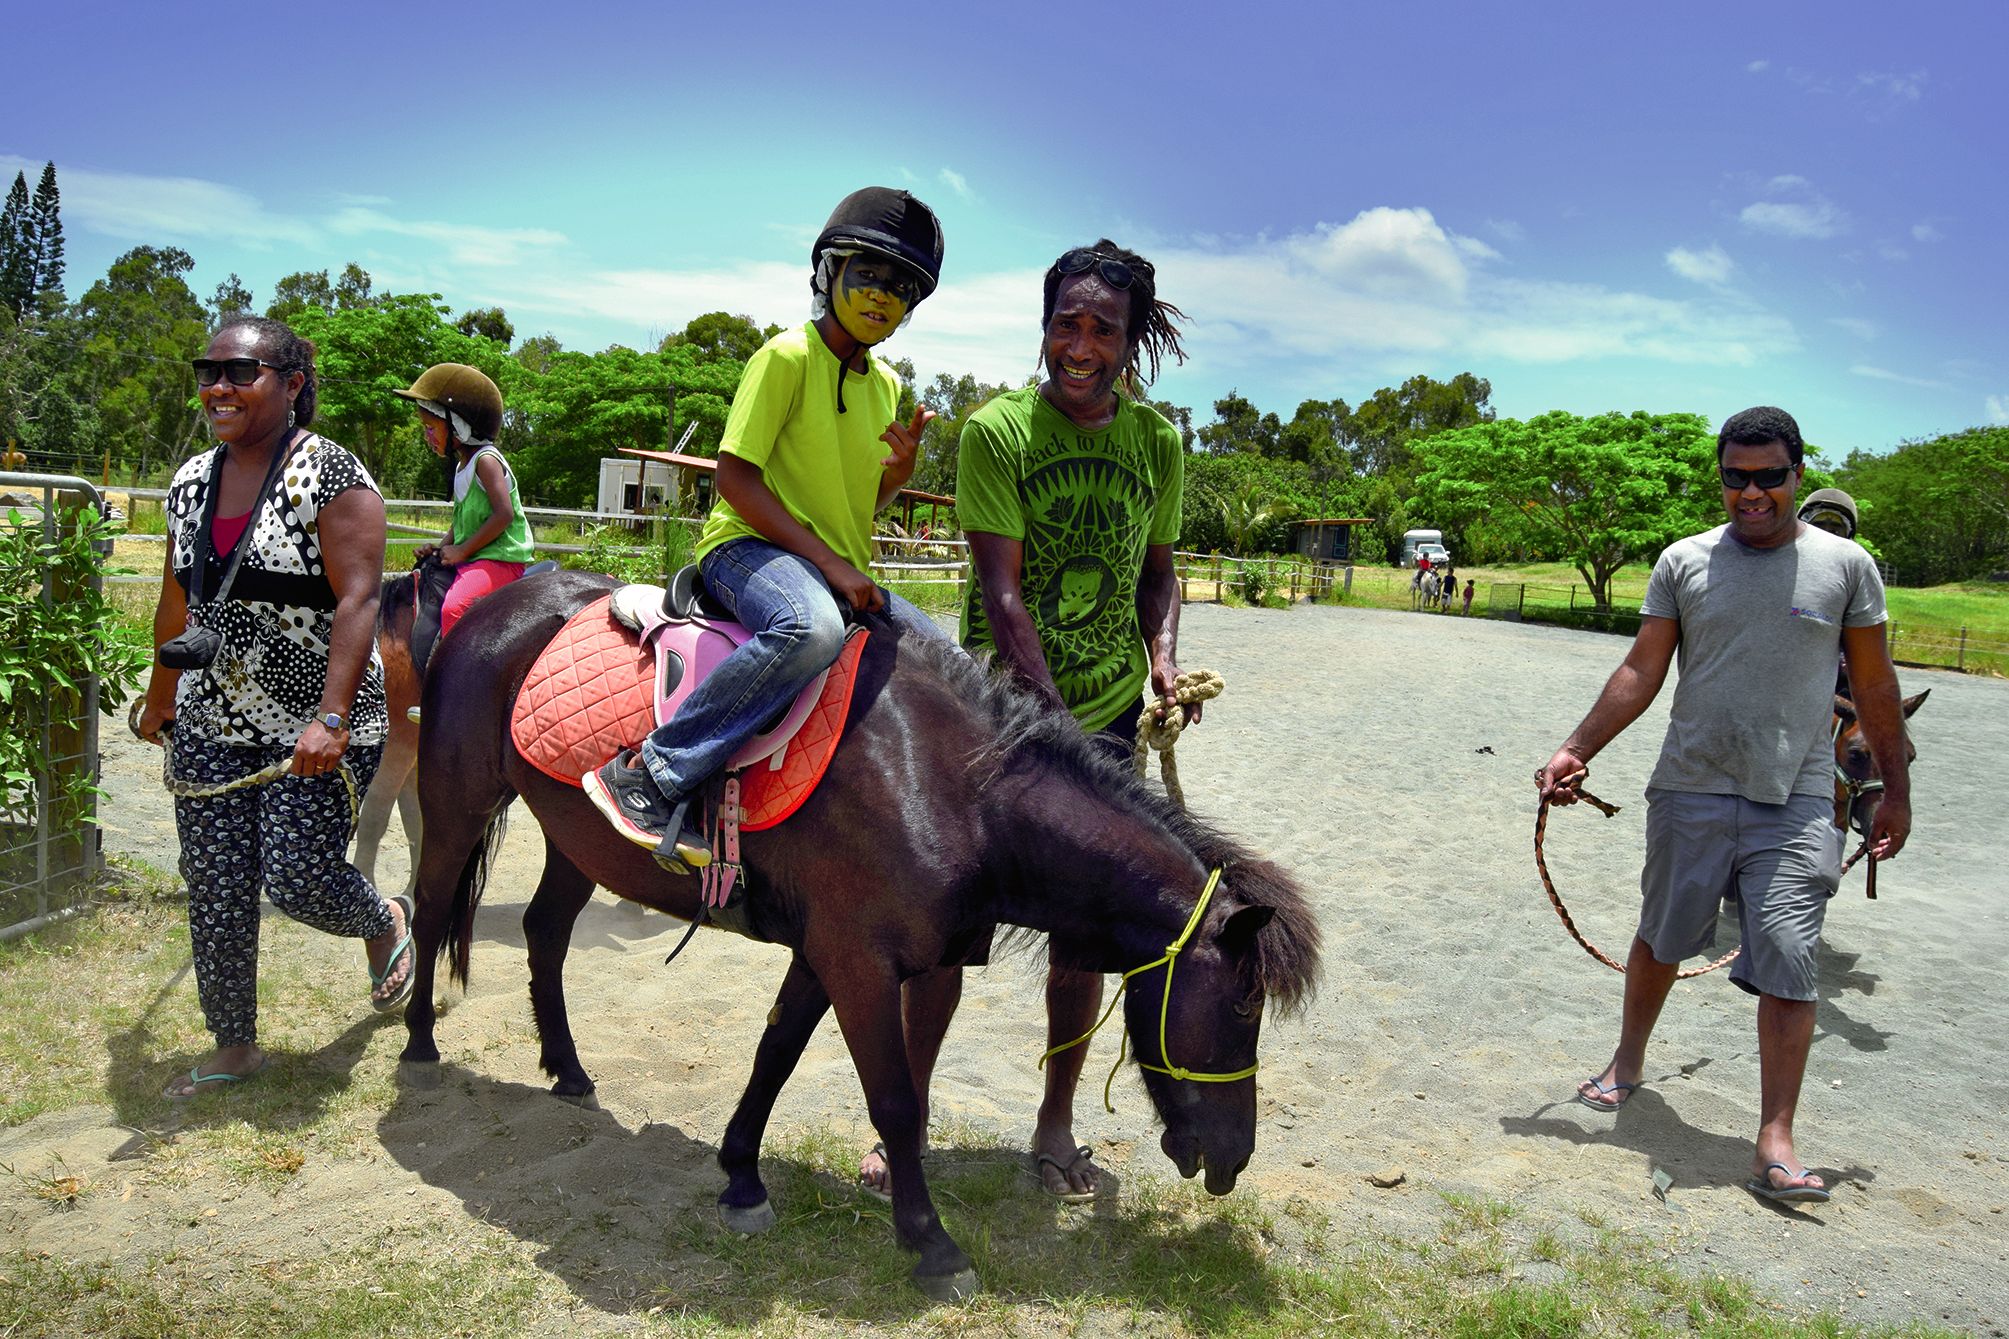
[1462,578,1475,615]
[1537,406,1911,1204]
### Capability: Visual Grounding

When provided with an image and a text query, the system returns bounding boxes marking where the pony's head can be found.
[1832,689,1928,838]
[1119,858,1316,1194]
[905,638,1323,1194]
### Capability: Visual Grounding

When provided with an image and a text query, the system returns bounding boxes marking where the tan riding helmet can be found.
[393,363,503,443]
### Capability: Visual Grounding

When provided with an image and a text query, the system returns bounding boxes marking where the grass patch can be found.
[0,869,1973,1336]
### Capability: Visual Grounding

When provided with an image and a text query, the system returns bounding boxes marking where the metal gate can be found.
[1,472,108,940]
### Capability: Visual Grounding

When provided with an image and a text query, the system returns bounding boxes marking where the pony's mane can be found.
[378,567,417,631]
[901,633,1322,1015]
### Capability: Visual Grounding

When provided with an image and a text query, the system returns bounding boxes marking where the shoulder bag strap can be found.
[200,430,297,608]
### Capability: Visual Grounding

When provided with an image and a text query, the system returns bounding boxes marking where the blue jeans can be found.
[639,537,947,800]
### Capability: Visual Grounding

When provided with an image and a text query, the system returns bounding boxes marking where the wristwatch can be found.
[319,711,348,732]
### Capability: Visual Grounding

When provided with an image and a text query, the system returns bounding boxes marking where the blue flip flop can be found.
[1745,1162,1831,1204]
[1574,1074,1639,1112]
[370,894,416,1014]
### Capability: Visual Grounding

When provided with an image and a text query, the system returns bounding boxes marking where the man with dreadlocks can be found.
[856,241,1195,1203]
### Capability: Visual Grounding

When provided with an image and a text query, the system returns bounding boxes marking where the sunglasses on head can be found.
[191,357,279,387]
[1719,464,1794,490]
[1056,248,1148,291]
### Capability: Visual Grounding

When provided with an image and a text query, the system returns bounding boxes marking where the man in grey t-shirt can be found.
[1537,406,1914,1205]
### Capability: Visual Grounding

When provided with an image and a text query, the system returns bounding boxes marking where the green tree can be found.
[456,306,515,345]
[28,162,63,314]
[73,246,210,476]
[662,311,777,364]
[1198,391,1283,457]
[1351,372,1494,478]
[266,269,335,323]
[1837,426,2009,584]
[0,173,32,321]
[208,273,254,322]
[1180,452,1316,555]
[1415,410,1717,608]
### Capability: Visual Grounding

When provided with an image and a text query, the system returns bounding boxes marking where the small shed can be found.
[1294,517,1374,564]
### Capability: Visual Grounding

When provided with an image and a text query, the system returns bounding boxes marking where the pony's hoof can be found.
[550,1083,599,1110]
[718,1197,775,1235]
[912,1266,981,1304]
[396,1060,442,1090]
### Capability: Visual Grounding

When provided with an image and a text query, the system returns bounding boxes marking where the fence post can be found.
[1213,552,1223,602]
[1958,626,1967,672]
[1290,567,1299,602]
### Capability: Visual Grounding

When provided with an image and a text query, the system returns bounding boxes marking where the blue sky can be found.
[8,1,2004,457]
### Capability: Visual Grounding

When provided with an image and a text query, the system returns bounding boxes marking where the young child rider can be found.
[584,188,950,870]
[393,363,532,638]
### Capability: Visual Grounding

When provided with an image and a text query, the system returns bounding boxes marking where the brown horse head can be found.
[1832,689,1929,838]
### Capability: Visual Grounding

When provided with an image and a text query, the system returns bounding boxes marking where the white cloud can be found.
[0,154,317,250]
[1484,218,1526,244]
[1850,364,1947,390]
[936,168,976,204]
[1876,241,1909,262]
[1666,244,1734,285]
[1830,317,1877,340]
[1987,395,2009,425]
[1739,176,1847,240]
[1856,70,1926,103]
[1911,221,1942,243]
[1746,59,1770,73]
[327,207,566,267]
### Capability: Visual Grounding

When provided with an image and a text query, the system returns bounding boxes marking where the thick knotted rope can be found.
[1131,669,1225,809]
[132,699,359,822]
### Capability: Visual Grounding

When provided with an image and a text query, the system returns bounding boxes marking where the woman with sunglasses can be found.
[136,314,408,1099]
[585,187,952,867]
[852,240,1195,1203]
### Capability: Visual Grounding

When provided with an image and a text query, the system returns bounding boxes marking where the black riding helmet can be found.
[812,188,944,301]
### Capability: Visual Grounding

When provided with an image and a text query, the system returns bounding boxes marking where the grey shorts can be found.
[1638,788,1842,1001]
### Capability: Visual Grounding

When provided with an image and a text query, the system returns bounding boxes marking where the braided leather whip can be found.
[1533,781,1739,979]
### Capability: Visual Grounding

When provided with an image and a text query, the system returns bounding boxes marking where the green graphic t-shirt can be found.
[957,387,1183,731]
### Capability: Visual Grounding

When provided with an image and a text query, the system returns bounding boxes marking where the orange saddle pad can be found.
[509,595,868,831]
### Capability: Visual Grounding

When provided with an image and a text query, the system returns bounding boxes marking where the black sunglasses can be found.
[1719,464,1794,490]
[1056,248,1148,291]
[191,357,280,387]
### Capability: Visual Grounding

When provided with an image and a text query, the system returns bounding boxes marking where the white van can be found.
[1399,529,1450,568]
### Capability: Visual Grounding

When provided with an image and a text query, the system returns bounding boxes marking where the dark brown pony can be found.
[1832,688,1928,848]
[398,571,1319,1300]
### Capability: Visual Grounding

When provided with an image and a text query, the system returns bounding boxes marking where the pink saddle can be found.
[510,590,868,831]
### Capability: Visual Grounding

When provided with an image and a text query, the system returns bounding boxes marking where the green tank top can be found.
[453,446,534,564]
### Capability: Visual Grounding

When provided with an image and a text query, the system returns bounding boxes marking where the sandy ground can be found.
[9,600,2008,1332]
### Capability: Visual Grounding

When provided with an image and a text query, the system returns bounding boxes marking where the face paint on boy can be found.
[831,258,914,346]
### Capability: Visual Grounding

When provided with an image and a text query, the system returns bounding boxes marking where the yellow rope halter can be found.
[1039,867,1258,1112]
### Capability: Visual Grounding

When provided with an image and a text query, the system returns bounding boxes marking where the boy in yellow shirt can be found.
[586,189,948,867]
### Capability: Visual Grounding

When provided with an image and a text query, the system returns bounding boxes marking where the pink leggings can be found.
[440,559,526,637]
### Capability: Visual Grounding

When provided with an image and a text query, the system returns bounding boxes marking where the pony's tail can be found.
[443,806,510,988]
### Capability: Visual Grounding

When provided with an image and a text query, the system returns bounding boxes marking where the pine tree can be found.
[0,172,33,320]
[29,162,63,309]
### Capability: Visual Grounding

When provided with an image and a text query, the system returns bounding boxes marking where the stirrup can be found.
[651,795,711,873]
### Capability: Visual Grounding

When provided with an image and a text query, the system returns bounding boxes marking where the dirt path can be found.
[17,601,2009,1332]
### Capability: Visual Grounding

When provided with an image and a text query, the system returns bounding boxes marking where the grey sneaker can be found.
[583,751,709,867]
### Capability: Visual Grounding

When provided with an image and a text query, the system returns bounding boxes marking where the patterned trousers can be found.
[170,733,389,1047]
